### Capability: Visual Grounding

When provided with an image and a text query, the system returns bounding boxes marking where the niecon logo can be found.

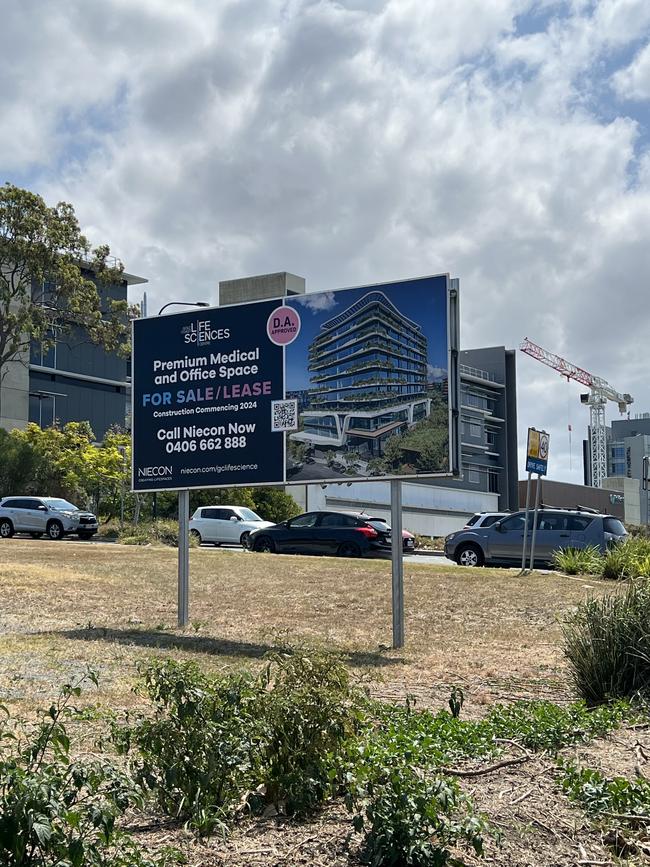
[181,320,230,346]
[138,466,173,477]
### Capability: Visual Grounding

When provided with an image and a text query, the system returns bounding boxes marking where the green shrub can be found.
[484,699,626,750]
[553,546,603,576]
[347,706,493,865]
[113,660,261,835]
[0,675,172,867]
[561,761,650,822]
[602,537,650,580]
[118,520,198,548]
[352,766,488,866]
[115,645,366,832]
[255,643,366,815]
[563,578,650,702]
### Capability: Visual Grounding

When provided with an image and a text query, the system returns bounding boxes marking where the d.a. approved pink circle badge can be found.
[267,305,301,346]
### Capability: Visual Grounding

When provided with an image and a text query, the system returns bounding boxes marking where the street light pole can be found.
[157,301,210,315]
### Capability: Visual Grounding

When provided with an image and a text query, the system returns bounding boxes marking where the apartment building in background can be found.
[291,290,431,455]
[0,266,147,439]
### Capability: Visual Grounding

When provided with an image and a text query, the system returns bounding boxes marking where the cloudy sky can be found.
[3,0,650,483]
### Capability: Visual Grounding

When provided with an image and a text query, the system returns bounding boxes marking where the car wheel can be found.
[253,535,275,553]
[46,520,64,541]
[0,519,14,539]
[338,541,361,558]
[190,529,202,544]
[455,544,484,567]
[30,532,43,539]
[239,531,251,548]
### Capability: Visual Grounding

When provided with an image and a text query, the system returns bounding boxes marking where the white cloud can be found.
[294,291,338,313]
[2,0,650,484]
[612,42,650,101]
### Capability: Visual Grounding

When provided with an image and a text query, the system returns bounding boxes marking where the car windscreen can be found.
[480,515,502,527]
[603,517,626,536]
[237,508,263,522]
[43,499,78,511]
[465,515,480,526]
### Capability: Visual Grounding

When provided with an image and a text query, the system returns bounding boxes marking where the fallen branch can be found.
[510,786,535,805]
[441,755,530,777]
[604,812,650,825]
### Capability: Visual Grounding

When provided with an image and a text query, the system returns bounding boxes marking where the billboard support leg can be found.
[178,489,190,628]
[391,479,404,649]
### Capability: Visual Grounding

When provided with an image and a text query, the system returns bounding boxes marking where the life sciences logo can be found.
[181,320,230,346]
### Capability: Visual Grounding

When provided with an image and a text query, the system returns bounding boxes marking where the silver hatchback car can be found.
[445,508,627,567]
[0,497,99,541]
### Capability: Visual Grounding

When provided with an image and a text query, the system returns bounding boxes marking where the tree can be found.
[0,183,132,419]
[251,488,301,523]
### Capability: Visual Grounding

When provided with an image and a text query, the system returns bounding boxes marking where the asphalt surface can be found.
[12,534,457,565]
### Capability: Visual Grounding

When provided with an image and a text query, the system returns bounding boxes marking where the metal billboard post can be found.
[178,490,190,628]
[391,479,404,649]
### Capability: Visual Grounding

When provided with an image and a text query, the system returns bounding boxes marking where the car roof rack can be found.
[538,502,603,514]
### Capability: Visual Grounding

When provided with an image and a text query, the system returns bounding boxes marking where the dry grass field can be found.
[2,539,639,867]
[0,538,609,715]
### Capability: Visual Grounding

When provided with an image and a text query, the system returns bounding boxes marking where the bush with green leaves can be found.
[255,644,366,815]
[113,660,262,834]
[0,675,172,867]
[560,761,650,823]
[601,537,650,581]
[552,546,604,576]
[118,520,198,548]
[351,764,488,867]
[115,645,366,832]
[563,577,650,702]
[346,703,493,866]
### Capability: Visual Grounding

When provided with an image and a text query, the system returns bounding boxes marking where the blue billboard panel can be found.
[131,275,458,492]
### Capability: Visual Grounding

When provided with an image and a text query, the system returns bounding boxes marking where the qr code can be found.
[271,399,298,432]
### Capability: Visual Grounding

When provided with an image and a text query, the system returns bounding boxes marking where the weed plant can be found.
[564,578,650,702]
[552,538,650,581]
[561,762,650,823]
[254,644,366,815]
[113,660,262,834]
[552,546,603,576]
[118,520,199,548]
[114,645,366,832]
[0,675,174,867]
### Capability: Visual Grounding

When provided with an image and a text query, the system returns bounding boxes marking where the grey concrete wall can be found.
[219,272,306,305]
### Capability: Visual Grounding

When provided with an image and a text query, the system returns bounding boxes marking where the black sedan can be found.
[248,510,396,558]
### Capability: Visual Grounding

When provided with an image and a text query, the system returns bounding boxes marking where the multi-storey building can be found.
[292,290,431,456]
[0,266,146,439]
[297,346,518,534]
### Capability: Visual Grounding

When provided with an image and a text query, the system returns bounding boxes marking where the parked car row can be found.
[445,508,627,567]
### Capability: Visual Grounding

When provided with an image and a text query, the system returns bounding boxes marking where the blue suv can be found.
[444,509,628,567]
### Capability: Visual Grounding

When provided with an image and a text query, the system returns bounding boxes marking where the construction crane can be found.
[520,338,633,488]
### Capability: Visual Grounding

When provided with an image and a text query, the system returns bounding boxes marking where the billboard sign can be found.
[132,275,459,492]
[526,427,550,475]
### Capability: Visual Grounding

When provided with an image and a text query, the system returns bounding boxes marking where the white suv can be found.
[189,506,274,547]
[0,497,99,540]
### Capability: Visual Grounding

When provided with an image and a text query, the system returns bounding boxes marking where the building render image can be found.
[291,291,432,457]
